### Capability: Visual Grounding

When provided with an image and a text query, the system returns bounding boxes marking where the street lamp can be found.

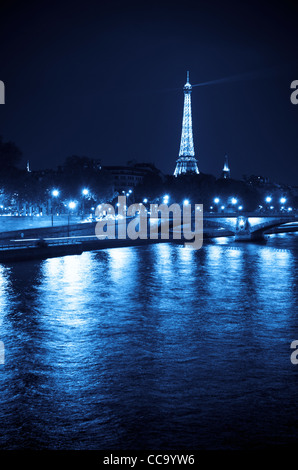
[231,197,238,205]
[81,188,89,217]
[51,189,60,225]
[68,201,77,236]
[265,196,272,203]
[214,197,220,204]
[183,199,189,205]
[280,197,286,204]
[143,198,148,204]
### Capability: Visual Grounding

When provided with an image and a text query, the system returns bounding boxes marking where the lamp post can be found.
[51,189,60,226]
[214,197,220,212]
[265,196,272,212]
[68,201,77,237]
[82,188,89,217]
[280,197,286,211]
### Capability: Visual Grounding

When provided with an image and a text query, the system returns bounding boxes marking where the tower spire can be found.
[222,154,230,179]
[174,72,199,176]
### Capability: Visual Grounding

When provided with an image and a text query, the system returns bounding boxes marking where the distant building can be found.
[103,162,163,193]
[244,174,270,186]
[222,154,230,179]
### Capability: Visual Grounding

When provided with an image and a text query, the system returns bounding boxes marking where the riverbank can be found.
[0,220,296,250]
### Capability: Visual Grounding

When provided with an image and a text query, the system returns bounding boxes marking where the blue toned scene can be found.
[0,0,298,455]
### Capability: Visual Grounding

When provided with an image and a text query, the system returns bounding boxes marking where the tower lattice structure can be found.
[174,72,199,176]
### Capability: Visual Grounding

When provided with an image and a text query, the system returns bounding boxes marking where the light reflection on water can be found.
[0,234,298,449]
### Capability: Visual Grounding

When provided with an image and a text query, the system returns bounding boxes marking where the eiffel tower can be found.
[174,72,199,176]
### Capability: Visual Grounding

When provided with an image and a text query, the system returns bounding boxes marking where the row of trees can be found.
[0,136,296,215]
[0,138,116,214]
[132,172,297,212]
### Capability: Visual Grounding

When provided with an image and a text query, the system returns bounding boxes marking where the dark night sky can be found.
[0,0,297,184]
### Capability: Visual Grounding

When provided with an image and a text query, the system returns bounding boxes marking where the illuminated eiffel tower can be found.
[174,71,199,176]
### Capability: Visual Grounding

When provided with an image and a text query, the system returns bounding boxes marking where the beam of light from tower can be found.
[191,64,290,88]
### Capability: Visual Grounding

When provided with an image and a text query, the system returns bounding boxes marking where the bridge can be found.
[202,212,298,241]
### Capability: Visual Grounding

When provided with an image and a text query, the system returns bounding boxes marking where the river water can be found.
[0,233,298,450]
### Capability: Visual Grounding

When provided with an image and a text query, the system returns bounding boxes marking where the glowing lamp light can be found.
[270,206,274,210]
[128,189,132,194]
[214,197,220,204]
[265,196,272,203]
[52,189,59,197]
[221,205,225,210]
[143,198,148,203]
[238,205,243,210]
[231,197,237,205]
[68,201,76,209]
[288,207,293,212]
[82,188,89,196]
[280,197,286,204]
[183,199,189,205]
[210,206,213,210]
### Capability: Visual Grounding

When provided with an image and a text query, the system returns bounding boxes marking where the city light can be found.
[183,199,189,205]
[265,196,272,203]
[238,205,243,210]
[68,201,76,209]
[128,189,132,194]
[143,198,148,203]
[288,207,293,212]
[82,188,89,196]
[280,197,286,204]
[221,205,225,210]
[214,197,220,204]
[52,189,59,197]
[231,197,237,205]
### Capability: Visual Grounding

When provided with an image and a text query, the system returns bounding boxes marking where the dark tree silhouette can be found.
[0,136,22,170]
